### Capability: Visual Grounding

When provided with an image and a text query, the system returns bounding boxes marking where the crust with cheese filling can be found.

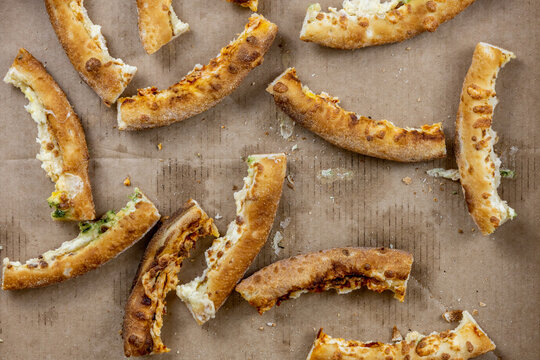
[300,0,476,49]
[137,0,189,54]
[236,247,413,314]
[4,48,95,221]
[455,42,516,235]
[1,189,160,290]
[177,154,287,324]
[267,68,446,162]
[117,14,277,130]
[226,0,258,12]
[307,311,495,360]
[123,200,218,357]
[44,0,137,106]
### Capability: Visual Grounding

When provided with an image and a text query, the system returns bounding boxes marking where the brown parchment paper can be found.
[0,0,538,359]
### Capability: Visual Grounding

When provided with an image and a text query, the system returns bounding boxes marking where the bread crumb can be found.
[472,309,479,316]
[258,327,264,331]
[433,198,438,202]
[401,177,412,185]
[0,245,3,251]
[458,229,463,234]
[442,310,463,323]
[0,338,3,343]
[221,125,226,129]
[286,175,295,190]
[417,97,421,102]
[157,143,162,150]
[215,213,223,220]
[123,176,131,186]
[266,322,276,327]
[391,326,403,342]
[406,47,411,51]
[471,228,476,232]
[479,302,487,307]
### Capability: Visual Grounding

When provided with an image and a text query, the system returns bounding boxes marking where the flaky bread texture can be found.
[177,154,287,324]
[4,48,95,221]
[117,14,277,130]
[137,0,189,54]
[45,0,137,106]
[455,43,516,235]
[300,0,476,49]
[236,247,413,314]
[227,0,258,12]
[123,200,218,357]
[267,68,446,162]
[1,190,160,290]
[307,311,495,360]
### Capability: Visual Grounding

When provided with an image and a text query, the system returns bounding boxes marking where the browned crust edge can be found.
[300,0,476,49]
[236,247,413,314]
[117,14,277,130]
[267,68,446,162]
[123,200,218,357]
[227,0,258,12]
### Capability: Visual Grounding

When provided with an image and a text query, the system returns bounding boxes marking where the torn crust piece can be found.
[137,0,189,54]
[44,0,137,106]
[455,43,516,235]
[300,0,476,49]
[2,189,160,290]
[236,247,413,314]
[307,311,495,360]
[177,154,287,325]
[117,14,278,130]
[123,200,218,357]
[226,0,258,12]
[4,48,95,221]
[267,68,446,162]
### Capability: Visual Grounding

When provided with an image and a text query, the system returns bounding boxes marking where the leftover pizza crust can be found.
[117,14,278,130]
[236,247,413,314]
[227,0,258,12]
[1,189,160,290]
[300,0,476,49]
[137,0,189,54]
[177,154,287,324]
[307,311,495,360]
[455,43,516,235]
[44,0,137,106]
[123,200,218,357]
[4,48,95,221]
[267,68,446,162]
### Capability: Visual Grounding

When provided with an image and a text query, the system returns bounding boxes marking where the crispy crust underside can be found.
[7,48,95,221]
[267,68,446,162]
[44,0,136,105]
[455,43,515,235]
[227,0,258,12]
[1,198,160,290]
[236,247,413,314]
[300,0,476,49]
[117,14,278,130]
[123,200,218,357]
[307,311,495,360]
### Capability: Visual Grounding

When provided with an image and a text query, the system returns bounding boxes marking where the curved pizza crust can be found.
[117,14,278,130]
[236,247,413,314]
[3,48,95,221]
[137,0,189,54]
[1,189,160,290]
[307,311,495,359]
[123,200,218,357]
[44,0,137,106]
[267,68,446,162]
[177,154,287,325]
[300,0,476,49]
[455,43,516,235]
[227,0,258,12]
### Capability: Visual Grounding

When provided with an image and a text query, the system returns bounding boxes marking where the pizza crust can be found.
[123,200,218,357]
[1,189,160,290]
[3,48,95,221]
[44,0,137,106]
[236,247,413,314]
[137,0,189,54]
[307,311,495,359]
[226,0,258,12]
[455,43,516,235]
[117,14,278,130]
[300,0,476,49]
[176,154,287,324]
[267,68,446,162]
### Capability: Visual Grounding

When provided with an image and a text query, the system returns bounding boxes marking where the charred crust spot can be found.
[358,18,369,27]
[135,311,146,320]
[342,249,350,256]
[150,102,158,110]
[376,130,386,139]
[490,216,500,225]
[363,263,371,271]
[237,48,260,63]
[141,295,152,306]
[273,82,289,93]
[246,36,258,45]
[27,263,38,269]
[394,131,406,142]
[236,215,244,225]
[316,13,324,20]
[366,135,374,141]
[46,142,55,151]
[217,250,224,258]
[422,16,438,32]
[225,240,232,249]
[473,105,493,114]
[473,117,492,128]
[85,57,101,72]
[441,354,450,360]
[140,114,150,123]
[384,270,395,279]
[426,1,437,12]
[471,136,477,141]
[482,192,490,199]
[253,274,262,283]
[122,98,135,105]
[466,341,474,352]
[228,64,239,74]
[349,113,359,126]
[210,83,222,91]
[39,260,48,268]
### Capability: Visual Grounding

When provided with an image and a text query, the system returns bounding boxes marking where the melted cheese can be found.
[342,0,400,16]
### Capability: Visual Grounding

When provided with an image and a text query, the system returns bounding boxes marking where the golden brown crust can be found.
[267,68,446,162]
[300,0,476,49]
[44,0,137,106]
[137,0,189,54]
[236,247,413,314]
[6,48,95,221]
[455,43,516,235]
[117,14,277,130]
[1,192,160,290]
[123,200,218,357]
[226,0,258,12]
[307,311,495,359]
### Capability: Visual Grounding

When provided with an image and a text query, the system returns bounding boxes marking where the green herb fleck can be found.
[78,222,92,233]
[52,209,66,218]
[500,169,516,179]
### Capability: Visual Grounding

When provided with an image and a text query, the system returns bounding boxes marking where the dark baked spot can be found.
[46,142,55,151]
[473,105,493,114]
[122,98,135,105]
[467,84,491,100]
[236,215,244,225]
[473,117,492,128]
[366,135,373,141]
[466,341,474,352]
[39,260,48,268]
[349,113,359,126]
[273,82,288,93]
[237,48,260,63]
[140,115,150,123]
[246,36,258,45]
[85,57,101,72]
[441,354,450,360]
[363,263,371,271]
[426,1,437,12]
[358,18,369,27]
[422,16,438,32]
[210,83,222,91]
[135,311,146,320]
[316,13,324,20]
[141,295,152,306]
[342,249,350,256]
[490,216,500,225]
[150,102,158,110]
[384,270,395,279]
[228,64,239,74]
